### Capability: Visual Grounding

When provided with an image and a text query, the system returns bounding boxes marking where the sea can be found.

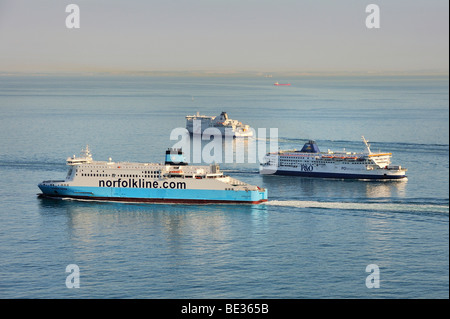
[0,74,448,299]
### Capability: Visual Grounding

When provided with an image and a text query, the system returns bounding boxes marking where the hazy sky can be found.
[0,0,448,74]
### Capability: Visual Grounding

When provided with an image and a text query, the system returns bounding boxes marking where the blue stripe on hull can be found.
[271,170,407,180]
[38,185,268,204]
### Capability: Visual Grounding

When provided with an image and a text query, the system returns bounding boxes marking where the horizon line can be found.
[0,69,448,77]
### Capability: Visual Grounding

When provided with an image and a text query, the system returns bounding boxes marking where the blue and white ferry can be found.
[260,136,407,180]
[38,146,268,204]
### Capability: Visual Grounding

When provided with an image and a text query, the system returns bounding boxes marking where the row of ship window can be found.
[79,170,161,173]
[80,173,161,178]
[279,160,371,164]
[80,166,160,171]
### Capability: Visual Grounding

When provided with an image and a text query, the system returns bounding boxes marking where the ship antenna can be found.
[82,145,92,159]
[362,136,372,154]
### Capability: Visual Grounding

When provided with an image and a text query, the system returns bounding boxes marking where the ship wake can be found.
[265,200,449,214]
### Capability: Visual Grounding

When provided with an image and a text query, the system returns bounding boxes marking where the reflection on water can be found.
[37,197,269,257]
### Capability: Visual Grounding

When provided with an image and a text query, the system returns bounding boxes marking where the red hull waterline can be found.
[38,194,268,205]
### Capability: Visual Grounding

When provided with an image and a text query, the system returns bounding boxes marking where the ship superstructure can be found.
[38,146,268,204]
[260,137,407,180]
[186,111,253,138]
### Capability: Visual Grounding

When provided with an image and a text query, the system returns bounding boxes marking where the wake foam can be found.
[265,200,449,214]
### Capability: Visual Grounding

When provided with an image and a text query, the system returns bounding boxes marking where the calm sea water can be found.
[0,75,448,299]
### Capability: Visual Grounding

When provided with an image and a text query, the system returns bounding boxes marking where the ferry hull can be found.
[38,184,268,204]
[261,169,407,180]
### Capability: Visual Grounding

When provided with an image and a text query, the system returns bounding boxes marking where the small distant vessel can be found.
[38,146,268,204]
[186,111,253,138]
[274,82,291,86]
[260,136,407,180]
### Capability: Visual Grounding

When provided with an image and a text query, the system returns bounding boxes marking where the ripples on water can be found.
[0,75,448,298]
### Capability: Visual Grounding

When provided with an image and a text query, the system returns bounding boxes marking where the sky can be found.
[0,0,448,75]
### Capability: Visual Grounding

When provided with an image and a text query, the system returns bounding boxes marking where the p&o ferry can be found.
[186,111,253,138]
[260,137,407,180]
[38,146,268,204]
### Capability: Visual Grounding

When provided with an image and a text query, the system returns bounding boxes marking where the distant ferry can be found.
[186,111,253,138]
[274,82,291,86]
[260,137,407,180]
[38,146,268,204]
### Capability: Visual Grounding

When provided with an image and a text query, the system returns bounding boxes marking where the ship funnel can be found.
[220,112,228,120]
[165,148,188,166]
[300,140,320,153]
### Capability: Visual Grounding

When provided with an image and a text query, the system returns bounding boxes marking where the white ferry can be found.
[260,136,407,180]
[186,111,253,138]
[38,146,268,204]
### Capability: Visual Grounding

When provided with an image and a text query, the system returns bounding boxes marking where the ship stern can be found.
[252,188,268,204]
